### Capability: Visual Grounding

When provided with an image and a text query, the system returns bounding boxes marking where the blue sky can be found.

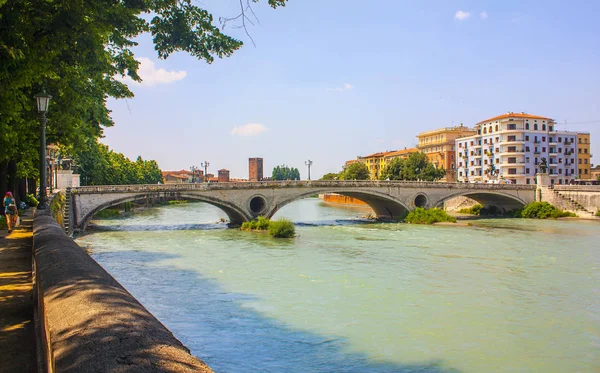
[103,0,600,179]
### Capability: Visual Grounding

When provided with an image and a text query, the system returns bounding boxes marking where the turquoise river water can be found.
[76,199,600,373]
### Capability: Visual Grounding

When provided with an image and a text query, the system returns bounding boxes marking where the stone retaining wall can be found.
[33,214,213,372]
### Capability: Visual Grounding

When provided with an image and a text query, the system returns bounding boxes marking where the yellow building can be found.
[417,124,476,182]
[358,152,387,180]
[577,132,591,179]
[358,148,419,180]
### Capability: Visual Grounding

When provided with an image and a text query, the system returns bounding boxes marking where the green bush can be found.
[521,202,576,219]
[595,209,600,217]
[0,215,7,229]
[268,218,295,238]
[459,204,483,215]
[405,208,457,224]
[26,193,39,207]
[93,208,121,219]
[168,200,188,205]
[50,192,66,226]
[123,201,133,211]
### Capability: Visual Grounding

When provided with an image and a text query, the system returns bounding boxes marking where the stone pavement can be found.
[0,209,36,373]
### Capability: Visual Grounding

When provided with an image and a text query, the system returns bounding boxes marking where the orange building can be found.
[417,124,476,182]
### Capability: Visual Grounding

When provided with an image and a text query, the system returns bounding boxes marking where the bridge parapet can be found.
[70,180,535,194]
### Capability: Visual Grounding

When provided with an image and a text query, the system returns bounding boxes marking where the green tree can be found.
[342,162,370,180]
[0,0,287,198]
[272,165,300,180]
[320,172,341,180]
[380,153,444,181]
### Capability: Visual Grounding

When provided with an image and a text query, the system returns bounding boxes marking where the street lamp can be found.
[190,165,197,183]
[201,161,209,182]
[305,160,313,180]
[35,89,52,209]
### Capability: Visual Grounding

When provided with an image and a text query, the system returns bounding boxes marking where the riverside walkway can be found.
[0,209,36,372]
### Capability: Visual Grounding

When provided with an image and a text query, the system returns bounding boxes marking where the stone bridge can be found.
[64,181,536,235]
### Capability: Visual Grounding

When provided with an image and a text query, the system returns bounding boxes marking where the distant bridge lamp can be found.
[305,160,313,180]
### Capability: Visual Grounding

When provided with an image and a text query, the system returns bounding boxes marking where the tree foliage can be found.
[342,162,370,180]
[272,165,300,180]
[320,172,341,180]
[72,140,162,185]
[380,153,444,181]
[0,0,286,198]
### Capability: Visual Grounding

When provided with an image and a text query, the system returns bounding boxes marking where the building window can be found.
[584,159,588,164]
[579,159,582,164]
[549,126,553,131]
[542,136,546,142]
[584,149,588,154]
[585,169,588,174]
[534,124,538,130]
[508,124,516,130]
[558,137,562,142]
[525,135,529,141]
[508,168,517,175]
[526,168,530,174]
[542,147,546,152]
[542,124,546,131]
[525,123,530,130]
[526,179,531,184]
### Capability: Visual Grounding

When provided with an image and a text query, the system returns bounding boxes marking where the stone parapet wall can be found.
[33,215,213,372]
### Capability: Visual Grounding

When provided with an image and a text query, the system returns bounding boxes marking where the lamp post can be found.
[190,165,197,183]
[201,161,209,182]
[35,89,52,210]
[305,160,313,180]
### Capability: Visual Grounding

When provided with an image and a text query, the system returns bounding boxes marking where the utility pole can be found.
[201,161,210,182]
[305,159,313,181]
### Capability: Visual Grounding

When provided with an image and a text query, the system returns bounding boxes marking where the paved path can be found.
[0,210,36,373]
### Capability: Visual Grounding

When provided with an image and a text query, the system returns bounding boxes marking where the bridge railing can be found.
[68,180,535,194]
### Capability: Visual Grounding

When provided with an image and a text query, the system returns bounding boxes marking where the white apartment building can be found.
[456,113,578,185]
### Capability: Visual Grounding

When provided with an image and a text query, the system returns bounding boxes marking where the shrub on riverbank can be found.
[241,216,295,238]
[93,208,121,219]
[268,219,295,238]
[596,209,600,217]
[519,202,576,219]
[459,204,483,215]
[405,208,456,224]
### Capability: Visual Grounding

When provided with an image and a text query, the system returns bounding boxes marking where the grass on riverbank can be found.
[405,208,456,224]
[241,216,295,238]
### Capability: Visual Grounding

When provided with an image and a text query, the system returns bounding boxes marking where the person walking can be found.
[3,191,18,233]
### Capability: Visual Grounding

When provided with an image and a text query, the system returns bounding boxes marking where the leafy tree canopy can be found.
[0,0,286,195]
[380,153,444,181]
[320,172,341,180]
[272,165,300,180]
[342,162,370,180]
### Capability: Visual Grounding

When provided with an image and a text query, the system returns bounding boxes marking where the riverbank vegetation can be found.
[519,202,576,219]
[241,216,295,238]
[405,208,456,224]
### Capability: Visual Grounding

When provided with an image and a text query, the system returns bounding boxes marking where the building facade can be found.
[357,148,418,180]
[417,124,476,182]
[456,113,578,185]
[577,132,591,179]
[249,158,264,182]
[218,169,230,183]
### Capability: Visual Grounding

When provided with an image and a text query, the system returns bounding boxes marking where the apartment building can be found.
[577,132,591,179]
[358,148,418,180]
[417,124,476,182]
[456,113,578,185]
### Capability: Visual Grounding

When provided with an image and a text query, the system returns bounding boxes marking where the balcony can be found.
[500,161,526,167]
[501,138,526,144]
[472,153,482,158]
[500,149,525,154]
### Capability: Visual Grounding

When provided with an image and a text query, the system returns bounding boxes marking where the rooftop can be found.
[477,112,553,124]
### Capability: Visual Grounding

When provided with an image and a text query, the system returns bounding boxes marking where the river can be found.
[76,198,600,373]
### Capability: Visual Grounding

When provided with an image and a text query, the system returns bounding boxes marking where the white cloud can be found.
[118,57,187,86]
[328,83,354,92]
[480,11,488,20]
[231,123,269,136]
[455,10,471,21]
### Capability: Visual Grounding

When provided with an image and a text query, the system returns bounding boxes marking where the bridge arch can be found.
[433,191,528,212]
[78,193,252,230]
[265,189,411,221]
